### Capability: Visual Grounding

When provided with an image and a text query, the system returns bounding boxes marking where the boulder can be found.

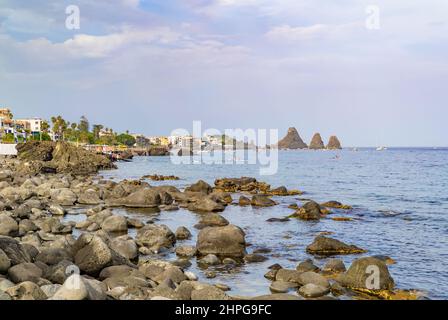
[275,269,302,283]
[188,197,225,213]
[0,236,31,265]
[269,281,298,293]
[5,281,47,300]
[238,196,251,206]
[296,259,319,273]
[51,275,89,300]
[185,180,212,194]
[78,189,102,205]
[191,286,231,300]
[306,236,366,256]
[251,195,276,207]
[101,215,128,233]
[0,248,11,273]
[337,257,395,291]
[49,204,66,216]
[299,284,330,298]
[197,225,246,258]
[109,237,138,261]
[297,272,330,288]
[309,133,325,149]
[50,189,77,206]
[323,259,346,273]
[295,201,322,220]
[35,248,73,265]
[199,254,220,266]
[8,263,43,283]
[327,136,342,150]
[135,224,176,252]
[107,188,161,208]
[198,213,229,227]
[175,227,191,240]
[72,234,127,275]
[0,214,18,236]
[175,246,197,258]
[277,127,308,149]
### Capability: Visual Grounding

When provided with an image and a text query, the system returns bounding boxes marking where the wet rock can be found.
[0,236,31,265]
[244,254,268,263]
[299,283,330,298]
[127,218,144,229]
[78,189,102,205]
[266,217,290,223]
[175,246,197,258]
[296,259,320,273]
[197,213,229,227]
[326,136,342,149]
[72,234,128,275]
[323,259,346,273]
[175,226,191,240]
[153,266,187,284]
[270,281,298,293]
[214,177,270,193]
[19,219,38,234]
[109,237,138,261]
[215,283,230,291]
[268,186,288,196]
[108,188,161,208]
[184,271,198,281]
[44,260,75,284]
[277,127,308,149]
[101,215,128,233]
[309,133,325,149]
[251,195,276,207]
[297,272,330,289]
[264,269,278,281]
[185,180,212,194]
[372,255,396,265]
[50,189,77,206]
[238,196,251,206]
[0,214,18,236]
[275,269,302,283]
[188,197,225,213]
[199,254,220,266]
[135,224,176,252]
[35,248,73,265]
[321,201,352,210]
[306,236,366,256]
[197,225,246,258]
[294,201,322,220]
[8,262,43,283]
[191,285,231,300]
[337,257,395,291]
[5,281,47,300]
[49,204,66,216]
[99,265,142,280]
[0,248,11,273]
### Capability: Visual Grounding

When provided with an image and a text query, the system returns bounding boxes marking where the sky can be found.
[0,0,447,147]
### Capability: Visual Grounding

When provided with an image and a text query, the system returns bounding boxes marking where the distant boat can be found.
[352,147,359,152]
[376,146,387,151]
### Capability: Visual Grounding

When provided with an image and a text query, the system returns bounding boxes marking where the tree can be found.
[116,133,136,147]
[51,116,68,141]
[41,120,50,133]
[92,124,103,141]
[78,116,89,133]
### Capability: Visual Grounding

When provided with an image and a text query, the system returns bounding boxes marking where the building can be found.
[15,118,43,134]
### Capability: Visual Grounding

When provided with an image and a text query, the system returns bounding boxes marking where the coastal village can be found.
[0,107,342,158]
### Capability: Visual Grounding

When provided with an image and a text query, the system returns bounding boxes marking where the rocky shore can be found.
[0,142,420,300]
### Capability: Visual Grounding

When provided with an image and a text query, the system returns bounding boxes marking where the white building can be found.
[16,118,43,133]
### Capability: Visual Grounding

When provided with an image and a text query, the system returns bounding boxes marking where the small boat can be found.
[376,146,387,151]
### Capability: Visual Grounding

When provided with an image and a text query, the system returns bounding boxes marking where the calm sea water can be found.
[92,148,448,299]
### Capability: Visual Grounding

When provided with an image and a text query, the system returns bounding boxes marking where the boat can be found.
[376,146,387,151]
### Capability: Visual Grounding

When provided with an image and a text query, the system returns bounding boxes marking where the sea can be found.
[77,148,448,299]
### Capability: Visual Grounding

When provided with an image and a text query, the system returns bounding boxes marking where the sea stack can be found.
[309,133,325,150]
[277,127,308,149]
[327,136,342,150]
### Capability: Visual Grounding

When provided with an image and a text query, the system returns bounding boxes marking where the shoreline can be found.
[0,143,425,300]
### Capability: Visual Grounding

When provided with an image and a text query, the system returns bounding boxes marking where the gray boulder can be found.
[197,225,246,258]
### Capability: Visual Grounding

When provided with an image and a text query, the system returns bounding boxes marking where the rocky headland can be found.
[0,142,418,300]
[276,128,342,150]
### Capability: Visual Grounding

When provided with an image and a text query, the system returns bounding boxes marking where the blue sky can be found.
[0,0,447,146]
